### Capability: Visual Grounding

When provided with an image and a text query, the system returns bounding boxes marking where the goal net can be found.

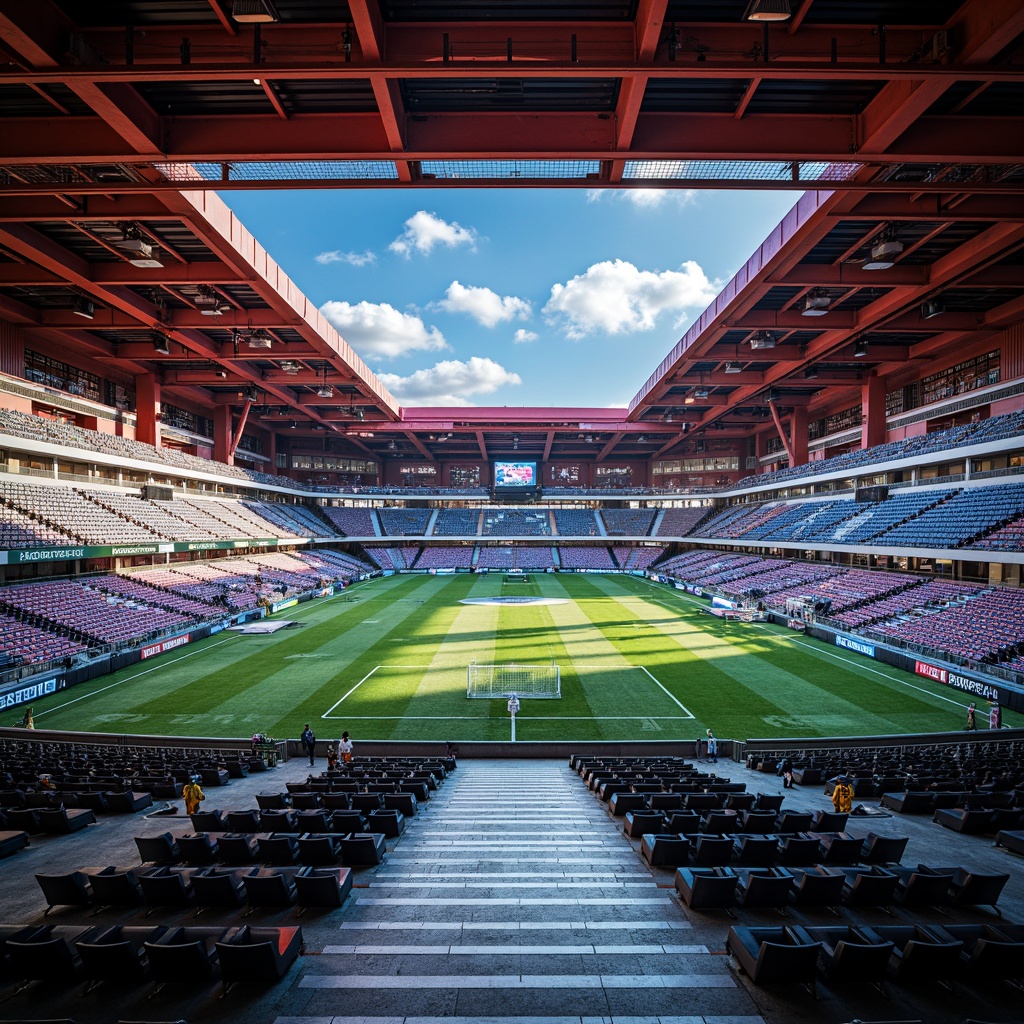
[467,661,561,699]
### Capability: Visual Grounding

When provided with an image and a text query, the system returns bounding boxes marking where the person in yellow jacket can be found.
[831,775,854,814]
[182,775,205,815]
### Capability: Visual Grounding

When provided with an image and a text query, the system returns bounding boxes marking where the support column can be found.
[267,430,278,475]
[791,406,809,467]
[213,405,233,465]
[861,374,887,449]
[134,373,161,448]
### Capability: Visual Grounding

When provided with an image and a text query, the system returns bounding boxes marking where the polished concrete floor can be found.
[1,752,1022,1024]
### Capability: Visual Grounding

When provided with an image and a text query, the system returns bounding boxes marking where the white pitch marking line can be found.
[35,634,241,719]
[321,665,382,718]
[639,665,694,717]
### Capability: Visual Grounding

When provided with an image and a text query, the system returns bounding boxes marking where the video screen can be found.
[494,461,537,488]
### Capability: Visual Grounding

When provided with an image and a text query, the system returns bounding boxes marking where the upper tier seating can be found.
[243,501,335,538]
[481,509,551,535]
[655,507,710,536]
[832,579,981,630]
[874,482,1024,549]
[552,510,599,535]
[320,507,377,536]
[476,546,556,570]
[433,509,480,535]
[733,410,1024,490]
[378,509,432,536]
[826,489,957,544]
[741,499,858,543]
[600,509,656,536]
[976,513,1024,552]
[559,546,615,569]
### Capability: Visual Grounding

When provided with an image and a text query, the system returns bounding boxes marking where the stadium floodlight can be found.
[749,331,776,350]
[72,295,95,319]
[247,329,273,349]
[151,331,170,355]
[316,365,333,398]
[802,290,831,316]
[467,661,561,699]
[853,338,869,358]
[724,361,742,373]
[115,223,163,268]
[693,387,710,399]
[743,0,791,20]
[278,360,301,374]
[864,238,904,270]
[921,298,945,319]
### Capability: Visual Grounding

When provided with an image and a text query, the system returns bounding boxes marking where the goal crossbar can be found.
[467,660,561,699]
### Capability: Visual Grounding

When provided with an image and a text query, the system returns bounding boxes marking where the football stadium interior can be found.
[1,2,1024,1024]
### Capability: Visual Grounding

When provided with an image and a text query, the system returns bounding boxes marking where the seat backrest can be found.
[216,939,280,982]
[752,938,821,984]
[144,938,213,980]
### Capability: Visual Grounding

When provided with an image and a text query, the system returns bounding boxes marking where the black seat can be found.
[260,809,298,832]
[259,835,299,866]
[736,868,794,912]
[85,867,144,911]
[6,928,82,992]
[35,871,93,915]
[144,927,218,995]
[776,834,820,867]
[295,866,354,916]
[788,866,844,914]
[733,834,778,867]
[943,866,1011,916]
[339,832,385,865]
[691,835,733,867]
[134,832,181,866]
[725,924,820,993]
[255,792,290,810]
[227,809,263,832]
[297,834,342,865]
[219,833,260,865]
[242,870,298,911]
[215,924,303,995]
[674,867,738,915]
[192,868,251,912]
[859,832,909,865]
[179,832,221,865]
[840,867,899,914]
[775,811,813,834]
[639,833,689,867]
[191,809,228,831]
[802,924,893,994]
[138,867,194,915]
[296,810,334,833]
[37,807,95,834]
[76,924,153,993]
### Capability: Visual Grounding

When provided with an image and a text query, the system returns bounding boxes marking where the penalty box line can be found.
[321,663,693,721]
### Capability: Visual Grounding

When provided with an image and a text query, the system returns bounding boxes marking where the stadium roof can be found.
[1,0,1023,465]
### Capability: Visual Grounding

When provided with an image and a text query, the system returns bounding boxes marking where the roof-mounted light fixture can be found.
[863,228,904,271]
[231,0,279,23]
[694,387,710,399]
[723,361,743,374]
[151,331,170,355]
[853,338,869,358]
[316,366,334,398]
[247,328,273,349]
[742,0,791,21]
[278,360,301,374]
[921,298,945,320]
[195,286,231,316]
[749,330,776,350]
[115,222,163,268]
[802,289,832,316]
[72,294,95,319]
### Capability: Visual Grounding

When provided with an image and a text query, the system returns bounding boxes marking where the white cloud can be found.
[585,188,698,209]
[436,281,532,328]
[378,357,521,406]
[513,329,538,344]
[319,300,448,359]
[389,210,477,258]
[543,258,717,340]
[315,249,376,267]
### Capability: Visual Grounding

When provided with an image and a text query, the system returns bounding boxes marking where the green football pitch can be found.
[21,572,1020,743]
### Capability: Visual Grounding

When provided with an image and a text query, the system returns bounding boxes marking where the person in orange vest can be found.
[831,775,854,814]
[182,775,205,815]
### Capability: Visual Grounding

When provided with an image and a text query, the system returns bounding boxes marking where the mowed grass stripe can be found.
[387,573,505,741]
[569,573,789,736]
[122,574,436,724]
[272,574,485,740]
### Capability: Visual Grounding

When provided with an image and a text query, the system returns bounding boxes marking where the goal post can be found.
[467,661,561,699]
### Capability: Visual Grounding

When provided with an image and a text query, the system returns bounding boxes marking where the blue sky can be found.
[222,187,803,409]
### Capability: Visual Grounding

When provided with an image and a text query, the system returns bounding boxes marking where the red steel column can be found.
[861,374,887,449]
[134,372,161,448]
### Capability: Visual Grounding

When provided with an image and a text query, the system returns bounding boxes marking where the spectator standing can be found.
[182,775,205,815]
[965,702,977,731]
[989,702,1001,730]
[301,723,316,766]
[338,731,353,764]
[831,775,854,814]
[705,728,718,763]
[326,740,338,771]
[18,706,34,729]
